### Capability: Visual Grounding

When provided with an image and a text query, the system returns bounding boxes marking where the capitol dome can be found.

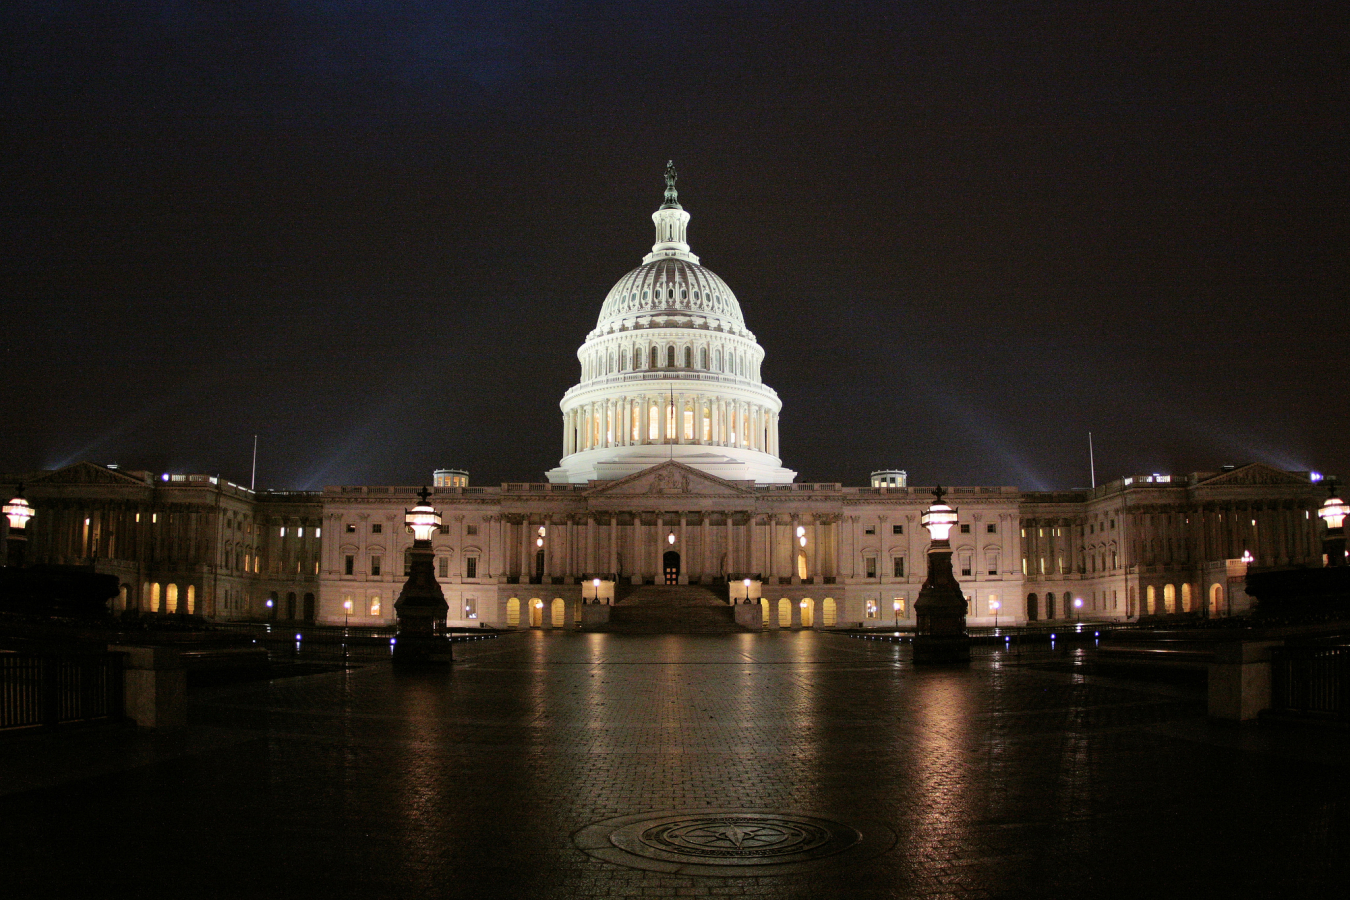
[546,163,796,485]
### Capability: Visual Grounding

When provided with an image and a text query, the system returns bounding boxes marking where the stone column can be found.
[608,515,617,576]
[701,515,711,579]
[725,514,736,575]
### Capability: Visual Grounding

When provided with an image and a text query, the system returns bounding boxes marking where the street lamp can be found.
[393,487,450,667]
[893,599,901,628]
[4,486,34,568]
[991,599,1000,629]
[342,598,353,660]
[913,486,970,665]
[1319,480,1347,567]
[1073,597,1083,621]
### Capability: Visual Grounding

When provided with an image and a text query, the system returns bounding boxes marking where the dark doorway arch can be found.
[286,592,297,620]
[663,550,681,585]
[1027,593,1038,621]
[303,593,315,623]
[1046,592,1056,620]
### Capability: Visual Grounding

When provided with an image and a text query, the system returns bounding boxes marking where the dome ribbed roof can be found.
[596,258,745,332]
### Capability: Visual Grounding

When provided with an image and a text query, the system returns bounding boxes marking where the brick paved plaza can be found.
[1,632,1346,899]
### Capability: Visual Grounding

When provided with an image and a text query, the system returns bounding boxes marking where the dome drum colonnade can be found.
[547,163,794,485]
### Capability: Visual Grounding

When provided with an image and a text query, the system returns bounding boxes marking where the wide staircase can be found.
[590,583,751,634]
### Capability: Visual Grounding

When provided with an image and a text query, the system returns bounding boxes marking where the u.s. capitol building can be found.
[3,167,1328,629]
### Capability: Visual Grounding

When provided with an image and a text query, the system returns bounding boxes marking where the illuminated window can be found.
[864,526,875,535]
[344,555,354,575]
[315,527,321,538]
[865,599,878,618]
[297,527,304,538]
[466,557,478,579]
[279,527,286,537]
[369,597,380,616]
[893,597,906,616]
[464,597,478,618]
[370,555,381,577]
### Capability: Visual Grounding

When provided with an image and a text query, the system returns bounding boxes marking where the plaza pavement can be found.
[0,631,1345,899]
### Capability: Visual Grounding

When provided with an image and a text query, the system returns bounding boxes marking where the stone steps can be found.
[591,584,750,633]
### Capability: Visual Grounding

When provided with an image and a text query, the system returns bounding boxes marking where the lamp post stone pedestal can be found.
[393,488,451,668]
[913,486,971,665]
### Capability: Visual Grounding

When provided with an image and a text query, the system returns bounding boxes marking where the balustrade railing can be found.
[1271,643,1349,719]
[0,652,125,731]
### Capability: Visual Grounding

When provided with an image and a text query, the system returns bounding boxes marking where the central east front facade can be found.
[314,168,1324,630]
[4,168,1326,628]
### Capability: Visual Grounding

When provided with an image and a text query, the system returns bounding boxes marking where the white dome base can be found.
[547,445,796,485]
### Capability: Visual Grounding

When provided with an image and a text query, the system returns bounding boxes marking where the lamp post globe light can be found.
[392,487,451,667]
[1319,479,1347,567]
[912,486,971,665]
[4,486,34,568]
[1073,597,1083,621]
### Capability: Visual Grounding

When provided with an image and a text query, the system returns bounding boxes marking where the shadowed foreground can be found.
[1,632,1345,898]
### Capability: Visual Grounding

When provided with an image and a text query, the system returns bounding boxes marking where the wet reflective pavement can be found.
[1,631,1346,898]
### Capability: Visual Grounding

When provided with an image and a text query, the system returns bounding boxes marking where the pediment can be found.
[1196,463,1310,488]
[586,461,758,498]
[30,462,149,487]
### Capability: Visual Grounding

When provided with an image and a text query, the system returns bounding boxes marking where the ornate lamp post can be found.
[4,487,34,568]
[393,487,451,667]
[991,599,1000,630]
[1319,480,1347,567]
[913,486,970,665]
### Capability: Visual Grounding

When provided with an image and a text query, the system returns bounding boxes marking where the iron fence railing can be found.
[1271,643,1350,720]
[0,652,124,731]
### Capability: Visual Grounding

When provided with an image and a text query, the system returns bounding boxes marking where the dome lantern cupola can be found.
[645,161,697,264]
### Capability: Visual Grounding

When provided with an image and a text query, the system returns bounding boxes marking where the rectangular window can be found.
[345,523,355,533]
[960,523,971,534]
[369,597,381,616]
[893,597,906,616]
[370,555,381,577]
[961,563,972,576]
[438,524,450,535]
[280,527,286,537]
[466,557,478,579]
[437,557,448,578]
[297,527,305,538]
[865,557,877,578]
[988,565,998,576]
[892,524,903,535]
[893,557,905,578]
[986,523,997,533]
[344,555,354,575]
[864,526,875,535]
[464,597,478,619]
[372,523,383,534]
[865,599,878,618]
[466,524,478,536]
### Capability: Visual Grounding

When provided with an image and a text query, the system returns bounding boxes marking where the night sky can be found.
[3,2,1346,491]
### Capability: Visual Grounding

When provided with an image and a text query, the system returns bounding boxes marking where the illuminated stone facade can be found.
[0,174,1327,629]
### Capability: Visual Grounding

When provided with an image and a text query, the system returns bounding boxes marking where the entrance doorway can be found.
[663,550,680,584]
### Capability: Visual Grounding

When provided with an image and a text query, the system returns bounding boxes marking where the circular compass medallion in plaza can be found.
[574,809,893,876]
